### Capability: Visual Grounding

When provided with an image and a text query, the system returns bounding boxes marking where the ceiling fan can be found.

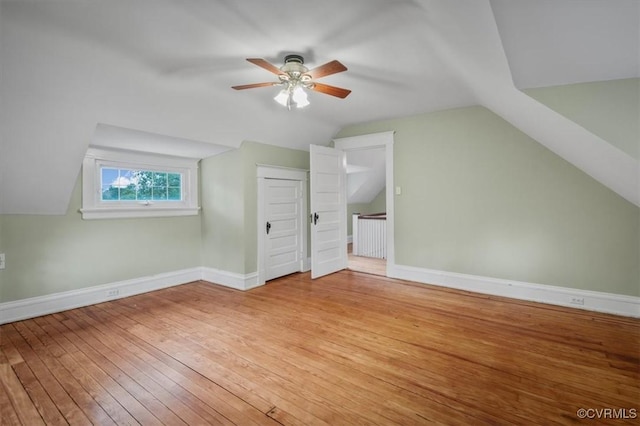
[232,54,351,109]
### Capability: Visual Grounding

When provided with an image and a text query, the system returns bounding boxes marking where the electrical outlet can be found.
[570,296,584,305]
[0,253,5,270]
[107,289,120,298]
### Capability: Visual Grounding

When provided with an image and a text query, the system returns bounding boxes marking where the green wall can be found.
[525,78,639,160]
[241,141,310,273]
[347,188,386,236]
[0,140,309,304]
[0,177,202,303]
[369,188,386,214]
[2,80,638,304]
[200,148,245,274]
[336,105,639,297]
[200,140,310,275]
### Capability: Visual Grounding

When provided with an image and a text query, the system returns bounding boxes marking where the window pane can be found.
[117,169,134,186]
[120,186,136,200]
[135,171,153,193]
[168,187,181,200]
[168,173,181,187]
[101,168,120,201]
[138,186,152,200]
[102,185,119,200]
[153,172,167,186]
[152,187,167,200]
[101,168,118,185]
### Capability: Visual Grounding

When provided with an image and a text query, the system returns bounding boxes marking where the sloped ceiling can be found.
[347,148,386,204]
[492,0,639,89]
[0,0,638,214]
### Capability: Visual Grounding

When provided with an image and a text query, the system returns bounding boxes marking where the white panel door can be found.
[265,179,303,281]
[310,145,347,279]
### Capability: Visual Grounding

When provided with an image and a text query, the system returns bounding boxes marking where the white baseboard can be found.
[4,263,637,325]
[0,268,202,325]
[201,267,260,291]
[347,235,353,244]
[0,266,266,325]
[389,263,640,318]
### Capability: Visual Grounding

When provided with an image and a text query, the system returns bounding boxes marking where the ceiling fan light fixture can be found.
[234,55,350,107]
[274,83,309,110]
[292,86,309,108]
[274,89,290,108]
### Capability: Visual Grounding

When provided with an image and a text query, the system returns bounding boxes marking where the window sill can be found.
[80,206,200,220]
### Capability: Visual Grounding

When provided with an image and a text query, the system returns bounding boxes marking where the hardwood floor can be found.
[1,271,639,425]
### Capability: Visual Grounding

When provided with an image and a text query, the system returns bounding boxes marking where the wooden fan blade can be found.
[310,82,351,99]
[232,82,276,90]
[305,60,347,79]
[246,58,283,75]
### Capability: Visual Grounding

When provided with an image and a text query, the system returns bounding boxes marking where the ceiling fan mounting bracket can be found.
[284,54,304,64]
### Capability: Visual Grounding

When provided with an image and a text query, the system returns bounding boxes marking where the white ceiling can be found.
[492,0,639,89]
[1,0,638,214]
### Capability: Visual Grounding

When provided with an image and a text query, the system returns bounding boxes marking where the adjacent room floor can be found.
[347,242,387,276]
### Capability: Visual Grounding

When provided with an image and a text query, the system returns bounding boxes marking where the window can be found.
[100,168,182,202]
[81,147,199,219]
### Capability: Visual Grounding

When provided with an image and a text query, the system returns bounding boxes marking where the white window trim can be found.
[81,147,200,219]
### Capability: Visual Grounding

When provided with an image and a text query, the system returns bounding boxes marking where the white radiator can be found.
[352,213,386,259]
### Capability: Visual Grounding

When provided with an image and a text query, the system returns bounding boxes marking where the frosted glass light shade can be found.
[274,89,289,107]
[292,86,309,108]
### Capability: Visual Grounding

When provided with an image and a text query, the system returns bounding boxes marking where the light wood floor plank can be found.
[120,291,437,425]
[29,316,142,426]
[0,363,45,425]
[182,284,560,423]
[3,324,93,425]
[80,304,281,426]
[0,270,638,425]
[147,284,507,424]
[12,321,116,425]
[183,279,635,416]
[65,307,247,426]
[0,375,23,426]
[12,362,67,425]
[106,302,334,425]
[2,324,68,425]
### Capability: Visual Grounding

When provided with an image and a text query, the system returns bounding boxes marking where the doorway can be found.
[346,147,387,276]
[334,131,395,277]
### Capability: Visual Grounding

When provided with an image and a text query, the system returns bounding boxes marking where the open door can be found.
[310,144,348,278]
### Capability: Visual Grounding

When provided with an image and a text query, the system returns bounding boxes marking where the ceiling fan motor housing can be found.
[281,54,308,77]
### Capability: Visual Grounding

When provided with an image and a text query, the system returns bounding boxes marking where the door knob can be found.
[266,221,271,234]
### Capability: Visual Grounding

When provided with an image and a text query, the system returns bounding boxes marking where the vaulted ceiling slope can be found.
[0,0,638,214]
